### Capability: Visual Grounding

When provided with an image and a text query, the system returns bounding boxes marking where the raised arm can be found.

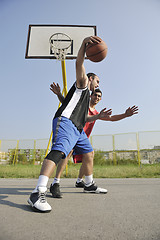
[50,82,65,103]
[100,105,139,121]
[76,36,101,89]
[86,108,112,122]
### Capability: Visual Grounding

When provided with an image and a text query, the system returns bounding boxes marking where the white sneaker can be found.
[28,186,52,212]
[84,181,108,194]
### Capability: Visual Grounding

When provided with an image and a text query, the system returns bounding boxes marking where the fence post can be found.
[13,140,19,165]
[136,132,141,166]
[112,135,117,165]
[33,140,36,165]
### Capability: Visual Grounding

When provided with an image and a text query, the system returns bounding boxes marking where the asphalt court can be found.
[0,178,160,240]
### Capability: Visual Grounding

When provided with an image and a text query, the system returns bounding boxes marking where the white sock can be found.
[52,178,60,185]
[85,174,93,186]
[76,178,83,183]
[32,175,49,193]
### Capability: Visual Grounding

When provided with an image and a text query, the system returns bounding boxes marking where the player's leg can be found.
[75,163,85,187]
[49,117,81,199]
[82,151,94,176]
[75,131,108,194]
[73,154,85,188]
[78,151,94,178]
[78,164,84,179]
[28,150,64,212]
[82,151,108,194]
[73,132,94,188]
[75,152,93,188]
[50,150,73,198]
[50,158,67,198]
[28,117,77,212]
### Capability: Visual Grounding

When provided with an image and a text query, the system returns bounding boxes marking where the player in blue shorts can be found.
[28,36,110,213]
[49,84,138,198]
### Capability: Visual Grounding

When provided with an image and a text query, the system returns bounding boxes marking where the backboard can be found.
[25,24,97,59]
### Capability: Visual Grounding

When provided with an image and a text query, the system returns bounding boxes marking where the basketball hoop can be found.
[49,33,72,61]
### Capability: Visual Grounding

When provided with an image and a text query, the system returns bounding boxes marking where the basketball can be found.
[86,37,108,62]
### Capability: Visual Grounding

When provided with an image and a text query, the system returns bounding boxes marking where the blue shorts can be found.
[51,117,93,158]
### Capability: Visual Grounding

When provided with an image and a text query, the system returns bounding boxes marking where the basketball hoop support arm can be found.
[61,60,68,96]
[61,60,68,175]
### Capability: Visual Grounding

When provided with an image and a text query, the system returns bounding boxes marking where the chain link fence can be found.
[0,131,160,165]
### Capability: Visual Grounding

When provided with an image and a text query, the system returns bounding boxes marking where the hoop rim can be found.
[49,32,72,50]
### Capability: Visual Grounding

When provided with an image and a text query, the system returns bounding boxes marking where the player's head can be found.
[90,88,102,105]
[87,73,99,91]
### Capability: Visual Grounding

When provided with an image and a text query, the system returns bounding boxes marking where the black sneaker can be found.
[84,181,108,194]
[27,186,52,212]
[50,183,62,198]
[75,180,85,188]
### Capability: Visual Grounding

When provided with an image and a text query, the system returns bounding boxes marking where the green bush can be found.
[116,157,138,165]
[18,154,28,164]
[9,151,29,165]
[8,149,16,164]
[94,150,107,165]
[93,150,138,166]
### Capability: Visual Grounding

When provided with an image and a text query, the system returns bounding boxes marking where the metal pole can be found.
[33,140,36,165]
[112,135,116,165]
[13,140,19,165]
[61,60,68,176]
[44,62,66,158]
[136,132,141,166]
[45,132,53,158]
[61,60,68,96]
[45,60,68,174]
[90,136,93,146]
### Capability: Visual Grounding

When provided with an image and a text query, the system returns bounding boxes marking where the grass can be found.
[0,163,160,178]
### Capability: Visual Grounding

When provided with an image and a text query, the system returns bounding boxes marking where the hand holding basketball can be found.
[84,36,102,45]
[85,36,108,62]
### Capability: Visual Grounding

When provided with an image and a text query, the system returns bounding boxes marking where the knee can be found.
[45,150,64,165]
[89,151,94,159]
[84,151,94,162]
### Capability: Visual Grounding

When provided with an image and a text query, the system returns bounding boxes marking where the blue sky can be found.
[0,0,160,140]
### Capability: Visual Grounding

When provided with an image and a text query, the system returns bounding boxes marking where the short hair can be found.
[91,88,102,96]
[87,72,97,80]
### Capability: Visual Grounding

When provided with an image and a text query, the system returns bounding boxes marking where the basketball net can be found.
[49,33,72,61]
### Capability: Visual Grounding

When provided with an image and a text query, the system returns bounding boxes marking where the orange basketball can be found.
[86,37,108,62]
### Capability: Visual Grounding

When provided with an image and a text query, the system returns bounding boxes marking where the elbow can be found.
[86,117,89,122]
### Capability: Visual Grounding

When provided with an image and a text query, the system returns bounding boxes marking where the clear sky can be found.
[0,0,160,140]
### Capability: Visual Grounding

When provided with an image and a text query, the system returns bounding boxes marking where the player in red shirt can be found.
[73,103,99,164]
[49,82,138,198]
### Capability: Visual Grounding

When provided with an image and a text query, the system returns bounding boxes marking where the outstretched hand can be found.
[125,105,139,117]
[50,82,61,95]
[98,108,112,120]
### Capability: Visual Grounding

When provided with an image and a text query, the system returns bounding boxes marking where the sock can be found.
[76,178,83,183]
[85,174,93,186]
[32,175,49,193]
[52,178,60,185]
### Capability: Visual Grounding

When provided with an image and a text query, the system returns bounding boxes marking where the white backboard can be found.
[25,24,97,59]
